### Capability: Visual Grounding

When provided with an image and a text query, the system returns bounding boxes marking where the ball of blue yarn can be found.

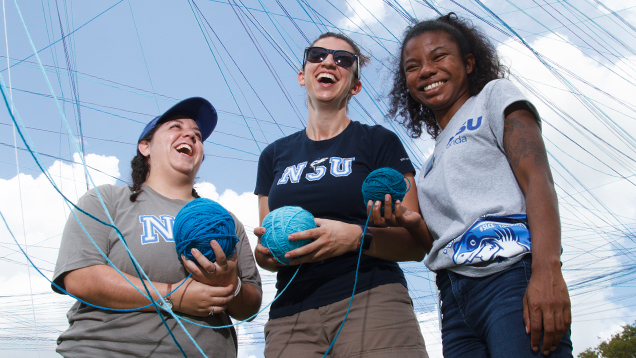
[361,167,409,214]
[261,206,316,265]
[173,198,240,263]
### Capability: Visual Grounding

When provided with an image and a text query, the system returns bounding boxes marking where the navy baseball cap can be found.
[138,97,217,143]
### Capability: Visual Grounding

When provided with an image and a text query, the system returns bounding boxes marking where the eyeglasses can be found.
[303,46,360,78]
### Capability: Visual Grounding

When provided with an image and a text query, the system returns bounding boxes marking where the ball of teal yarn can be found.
[361,167,409,214]
[174,198,240,263]
[261,206,316,265]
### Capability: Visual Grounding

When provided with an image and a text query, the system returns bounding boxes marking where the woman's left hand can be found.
[523,263,571,355]
[283,219,361,264]
[182,240,239,288]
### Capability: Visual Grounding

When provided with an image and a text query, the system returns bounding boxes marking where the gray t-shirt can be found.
[52,184,262,357]
[419,79,540,277]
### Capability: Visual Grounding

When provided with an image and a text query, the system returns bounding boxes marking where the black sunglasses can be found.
[303,46,360,78]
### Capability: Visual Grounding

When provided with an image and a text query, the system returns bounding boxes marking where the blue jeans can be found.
[436,256,573,358]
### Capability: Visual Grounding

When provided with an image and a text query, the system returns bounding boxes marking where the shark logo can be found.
[451,215,531,265]
[310,157,329,169]
[306,157,329,181]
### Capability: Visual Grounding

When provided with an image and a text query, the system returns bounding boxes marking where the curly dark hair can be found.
[388,13,508,139]
[129,123,201,202]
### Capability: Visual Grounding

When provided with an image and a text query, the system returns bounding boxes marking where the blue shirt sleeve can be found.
[371,125,416,174]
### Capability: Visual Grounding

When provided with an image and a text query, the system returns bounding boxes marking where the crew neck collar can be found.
[140,183,192,204]
[301,120,354,145]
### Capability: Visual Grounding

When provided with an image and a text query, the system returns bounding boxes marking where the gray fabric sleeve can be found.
[487,79,541,151]
[52,186,114,293]
[232,213,262,294]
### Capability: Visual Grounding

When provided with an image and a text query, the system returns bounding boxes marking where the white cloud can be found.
[337,0,391,32]
[0,153,120,294]
[0,153,120,356]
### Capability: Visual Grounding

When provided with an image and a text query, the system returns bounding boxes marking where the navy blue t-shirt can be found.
[255,121,415,319]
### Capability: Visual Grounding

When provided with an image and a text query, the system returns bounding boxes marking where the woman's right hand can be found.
[367,194,423,229]
[367,194,433,253]
[174,278,234,317]
[182,240,239,288]
[253,226,285,272]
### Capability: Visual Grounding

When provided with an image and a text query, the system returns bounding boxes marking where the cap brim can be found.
[138,97,217,142]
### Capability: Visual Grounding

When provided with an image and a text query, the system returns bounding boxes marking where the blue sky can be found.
[1,0,635,357]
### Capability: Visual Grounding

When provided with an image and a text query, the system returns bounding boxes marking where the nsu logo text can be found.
[447,116,482,148]
[277,157,355,184]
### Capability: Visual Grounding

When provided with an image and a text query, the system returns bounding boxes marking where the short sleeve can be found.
[232,214,262,294]
[486,79,541,150]
[52,187,114,293]
[254,143,276,196]
[371,126,416,174]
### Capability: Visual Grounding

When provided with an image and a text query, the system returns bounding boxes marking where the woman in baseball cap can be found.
[51,97,262,357]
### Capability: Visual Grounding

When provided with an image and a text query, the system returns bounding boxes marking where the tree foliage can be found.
[578,321,636,358]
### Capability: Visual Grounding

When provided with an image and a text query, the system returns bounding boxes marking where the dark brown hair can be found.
[388,13,508,139]
[129,122,201,202]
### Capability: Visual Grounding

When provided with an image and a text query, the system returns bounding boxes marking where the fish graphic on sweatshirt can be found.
[450,215,531,265]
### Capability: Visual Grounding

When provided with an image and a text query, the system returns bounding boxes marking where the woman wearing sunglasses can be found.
[254,33,430,357]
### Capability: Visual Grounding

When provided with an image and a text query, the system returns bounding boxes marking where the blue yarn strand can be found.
[0,210,192,357]
[3,215,192,313]
[0,0,124,74]
[177,264,303,330]
[324,167,413,356]
[322,212,369,358]
[0,75,197,356]
[2,203,304,333]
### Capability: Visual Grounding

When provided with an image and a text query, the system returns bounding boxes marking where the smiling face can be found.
[138,116,204,182]
[298,36,362,109]
[402,31,474,129]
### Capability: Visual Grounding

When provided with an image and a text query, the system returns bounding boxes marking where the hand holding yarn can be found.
[362,168,420,229]
[182,239,239,287]
[260,206,316,265]
[253,226,283,271]
[367,194,422,229]
[361,167,410,215]
[286,218,364,264]
[174,198,240,267]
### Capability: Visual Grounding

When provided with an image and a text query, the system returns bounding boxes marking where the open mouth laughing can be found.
[317,72,336,84]
[175,143,193,156]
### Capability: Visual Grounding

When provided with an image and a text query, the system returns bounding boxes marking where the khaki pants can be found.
[264,283,429,358]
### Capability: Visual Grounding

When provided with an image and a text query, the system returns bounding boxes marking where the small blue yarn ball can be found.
[261,206,316,265]
[173,198,239,263]
[361,167,409,214]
